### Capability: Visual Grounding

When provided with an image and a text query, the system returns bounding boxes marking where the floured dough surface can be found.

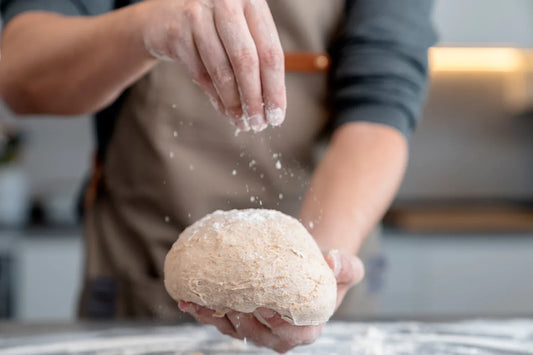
[164,209,337,326]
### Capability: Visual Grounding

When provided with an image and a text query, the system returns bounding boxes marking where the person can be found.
[0,0,435,352]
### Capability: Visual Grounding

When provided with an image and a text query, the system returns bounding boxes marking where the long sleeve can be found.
[1,0,113,24]
[330,0,437,138]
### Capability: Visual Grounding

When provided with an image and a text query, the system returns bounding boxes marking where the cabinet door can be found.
[16,235,83,321]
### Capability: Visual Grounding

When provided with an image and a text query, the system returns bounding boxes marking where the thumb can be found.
[325,250,365,287]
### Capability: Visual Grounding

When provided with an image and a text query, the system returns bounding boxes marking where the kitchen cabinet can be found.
[435,0,533,47]
[381,232,533,316]
[6,229,533,321]
[5,229,83,321]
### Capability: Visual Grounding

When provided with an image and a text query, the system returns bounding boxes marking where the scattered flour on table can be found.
[3,321,533,354]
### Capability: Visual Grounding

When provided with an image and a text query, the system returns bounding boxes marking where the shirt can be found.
[1,0,436,138]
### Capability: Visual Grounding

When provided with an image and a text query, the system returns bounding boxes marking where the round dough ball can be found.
[164,209,337,326]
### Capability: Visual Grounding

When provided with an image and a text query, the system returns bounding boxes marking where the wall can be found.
[0,104,92,225]
[434,0,533,47]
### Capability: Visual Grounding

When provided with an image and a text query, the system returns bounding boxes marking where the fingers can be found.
[252,309,323,353]
[256,310,322,345]
[179,301,237,337]
[188,2,250,131]
[180,301,322,354]
[145,0,286,131]
[244,0,286,126]
[326,250,365,287]
[214,1,267,132]
[165,10,226,117]
[227,310,321,354]
[226,311,282,349]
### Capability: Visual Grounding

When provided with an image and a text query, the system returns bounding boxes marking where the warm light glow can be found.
[430,47,524,73]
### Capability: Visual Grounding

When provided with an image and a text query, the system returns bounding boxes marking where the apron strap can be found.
[285,52,331,72]
[84,154,103,209]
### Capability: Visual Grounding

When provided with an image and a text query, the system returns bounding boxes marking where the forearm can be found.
[300,122,408,255]
[0,3,157,115]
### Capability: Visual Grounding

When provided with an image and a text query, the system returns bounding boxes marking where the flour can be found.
[4,320,533,355]
[266,107,284,126]
[207,95,219,113]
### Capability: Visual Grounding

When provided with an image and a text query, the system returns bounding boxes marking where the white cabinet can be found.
[434,0,533,46]
[13,232,83,321]
[381,233,533,316]
[8,230,533,320]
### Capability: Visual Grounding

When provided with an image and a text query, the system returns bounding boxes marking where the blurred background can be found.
[1,0,533,322]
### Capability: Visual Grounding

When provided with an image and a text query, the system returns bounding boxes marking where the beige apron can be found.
[81,0,383,320]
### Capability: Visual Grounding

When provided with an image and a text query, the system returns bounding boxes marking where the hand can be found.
[323,249,365,309]
[142,0,286,132]
[178,250,364,353]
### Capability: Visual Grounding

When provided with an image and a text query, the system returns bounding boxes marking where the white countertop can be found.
[1,319,533,354]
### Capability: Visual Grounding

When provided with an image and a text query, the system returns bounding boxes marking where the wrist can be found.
[300,208,366,256]
[109,0,161,62]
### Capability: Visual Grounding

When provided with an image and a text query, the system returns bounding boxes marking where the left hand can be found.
[179,250,364,353]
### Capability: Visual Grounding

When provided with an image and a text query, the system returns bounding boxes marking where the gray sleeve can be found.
[330,0,437,138]
[1,0,114,24]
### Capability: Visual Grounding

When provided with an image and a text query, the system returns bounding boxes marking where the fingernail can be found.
[253,309,276,329]
[256,308,276,319]
[235,116,251,131]
[179,301,196,314]
[249,114,267,132]
[229,108,244,119]
[266,107,284,126]
[329,249,341,277]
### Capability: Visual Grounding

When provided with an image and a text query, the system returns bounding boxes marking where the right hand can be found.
[142,0,286,132]
[179,251,365,353]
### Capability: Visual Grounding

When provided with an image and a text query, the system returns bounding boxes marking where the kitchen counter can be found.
[1,319,532,354]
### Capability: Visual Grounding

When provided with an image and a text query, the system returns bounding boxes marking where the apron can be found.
[80,0,383,320]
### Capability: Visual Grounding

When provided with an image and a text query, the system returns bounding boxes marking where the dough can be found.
[164,209,337,326]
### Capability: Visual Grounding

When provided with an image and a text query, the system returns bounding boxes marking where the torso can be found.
[82,0,346,319]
